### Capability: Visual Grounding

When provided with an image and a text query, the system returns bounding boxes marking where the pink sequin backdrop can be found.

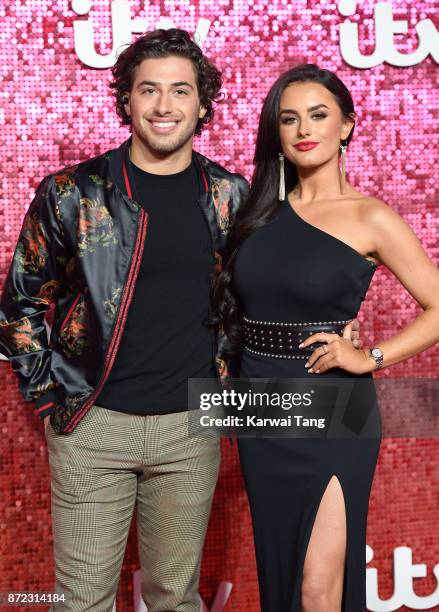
[0,1,437,610]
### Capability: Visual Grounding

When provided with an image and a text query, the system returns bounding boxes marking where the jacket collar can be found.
[108,139,129,197]
[108,138,225,250]
[109,138,210,198]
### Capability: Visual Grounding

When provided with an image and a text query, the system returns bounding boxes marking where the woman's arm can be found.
[301,199,439,374]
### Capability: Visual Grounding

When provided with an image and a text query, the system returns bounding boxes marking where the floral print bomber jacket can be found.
[0,139,249,433]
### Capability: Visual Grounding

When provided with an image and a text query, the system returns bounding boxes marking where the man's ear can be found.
[199,106,207,119]
[123,93,130,117]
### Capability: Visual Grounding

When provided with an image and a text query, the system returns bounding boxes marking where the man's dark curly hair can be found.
[110,28,223,136]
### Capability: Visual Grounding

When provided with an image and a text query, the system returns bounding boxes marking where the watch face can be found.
[371,348,383,358]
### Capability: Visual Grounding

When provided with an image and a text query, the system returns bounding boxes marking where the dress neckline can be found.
[284,198,378,269]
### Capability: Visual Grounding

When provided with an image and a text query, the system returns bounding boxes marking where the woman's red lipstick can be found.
[294,141,319,151]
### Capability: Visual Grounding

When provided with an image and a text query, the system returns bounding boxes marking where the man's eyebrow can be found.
[280,104,330,114]
[136,80,194,89]
[171,81,194,89]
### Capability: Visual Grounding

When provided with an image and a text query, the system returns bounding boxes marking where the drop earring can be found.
[339,140,348,193]
[278,153,285,201]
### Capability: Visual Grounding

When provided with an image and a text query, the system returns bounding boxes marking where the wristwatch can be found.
[369,347,384,370]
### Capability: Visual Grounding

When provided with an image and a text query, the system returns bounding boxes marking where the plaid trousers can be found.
[45,404,220,612]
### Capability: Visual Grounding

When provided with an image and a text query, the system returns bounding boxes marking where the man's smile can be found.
[148,119,180,134]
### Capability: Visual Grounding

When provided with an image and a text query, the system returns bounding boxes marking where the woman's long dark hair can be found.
[213,64,356,353]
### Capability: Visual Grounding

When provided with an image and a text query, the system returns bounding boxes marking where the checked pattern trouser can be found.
[45,404,220,612]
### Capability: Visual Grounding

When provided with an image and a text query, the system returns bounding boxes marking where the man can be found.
[0,29,247,611]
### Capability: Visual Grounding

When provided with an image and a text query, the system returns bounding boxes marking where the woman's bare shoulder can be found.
[347,190,400,226]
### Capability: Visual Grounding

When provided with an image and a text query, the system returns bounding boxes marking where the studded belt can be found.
[243,316,351,360]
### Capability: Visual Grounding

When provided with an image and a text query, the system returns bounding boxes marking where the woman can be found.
[214,65,439,611]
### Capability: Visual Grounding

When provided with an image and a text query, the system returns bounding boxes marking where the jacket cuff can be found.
[34,391,56,420]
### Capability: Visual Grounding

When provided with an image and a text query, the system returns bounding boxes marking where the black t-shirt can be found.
[96,158,216,414]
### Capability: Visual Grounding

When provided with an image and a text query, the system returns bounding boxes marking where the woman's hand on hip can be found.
[299,326,375,375]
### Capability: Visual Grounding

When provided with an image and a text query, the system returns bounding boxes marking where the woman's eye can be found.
[312,113,327,120]
[282,117,297,124]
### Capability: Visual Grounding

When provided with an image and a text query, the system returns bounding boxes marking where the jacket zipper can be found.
[65,160,148,432]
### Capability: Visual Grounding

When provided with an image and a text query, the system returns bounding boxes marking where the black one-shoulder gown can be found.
[233,200,381,611]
